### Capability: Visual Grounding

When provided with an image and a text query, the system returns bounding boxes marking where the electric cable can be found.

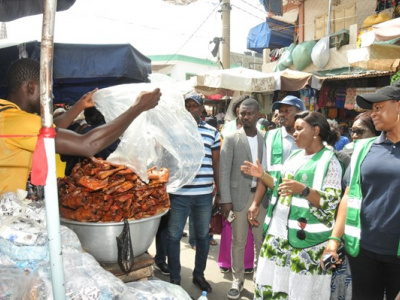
[162,3,219,65]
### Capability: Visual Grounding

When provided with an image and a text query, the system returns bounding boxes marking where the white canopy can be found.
[194,67,276,94]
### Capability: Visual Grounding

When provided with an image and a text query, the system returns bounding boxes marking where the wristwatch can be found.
[301,186,310,197]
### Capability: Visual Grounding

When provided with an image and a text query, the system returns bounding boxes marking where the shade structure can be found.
[0,0,75,22]
[0,41,151,104]
[273,69,323,91]
[194,67,276,94]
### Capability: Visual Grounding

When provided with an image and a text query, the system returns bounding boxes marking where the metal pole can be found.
[41,0,66,298]
[327,0,333,36]
[221,0,231,69]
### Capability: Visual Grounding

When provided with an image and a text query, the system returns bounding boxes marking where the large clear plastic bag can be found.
[0,266,47,300]
[311,37,330,69]
[125,279,192,300]
[93,80,204,193]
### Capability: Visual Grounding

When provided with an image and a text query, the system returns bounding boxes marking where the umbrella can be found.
[0,0,75,22]
[194,67,276,94]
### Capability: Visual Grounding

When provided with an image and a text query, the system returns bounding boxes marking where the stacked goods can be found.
[58,157,170,222]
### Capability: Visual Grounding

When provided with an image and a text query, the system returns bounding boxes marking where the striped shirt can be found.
[172,120,220,196]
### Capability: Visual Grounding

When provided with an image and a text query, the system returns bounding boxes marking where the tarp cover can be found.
[247,22,271,53]
[259,0,283,16]
[0,41,151,104]
[0,0,76,22]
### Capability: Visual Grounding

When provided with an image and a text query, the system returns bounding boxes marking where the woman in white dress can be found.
[242,111,343,300]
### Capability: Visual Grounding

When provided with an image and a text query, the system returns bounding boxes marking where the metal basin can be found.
[61,210,168,263]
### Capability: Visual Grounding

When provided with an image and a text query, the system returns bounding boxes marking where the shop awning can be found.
[194,67,276,94]
[273,69,323,91]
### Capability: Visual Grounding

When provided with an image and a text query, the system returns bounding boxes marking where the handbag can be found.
[209,210,222,235]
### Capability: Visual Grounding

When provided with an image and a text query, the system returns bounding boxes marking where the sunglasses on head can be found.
[350,128,365,135]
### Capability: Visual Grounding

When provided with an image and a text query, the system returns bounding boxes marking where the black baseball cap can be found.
[356,80,400,109]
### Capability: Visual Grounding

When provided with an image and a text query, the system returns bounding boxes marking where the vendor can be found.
[0,58,161,194]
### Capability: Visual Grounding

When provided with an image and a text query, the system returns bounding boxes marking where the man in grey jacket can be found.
[219,98,268,299]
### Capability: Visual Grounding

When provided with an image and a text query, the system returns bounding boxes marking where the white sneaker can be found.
[227,281,244,299]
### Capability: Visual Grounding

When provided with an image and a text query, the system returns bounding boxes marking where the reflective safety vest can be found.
[343,137,380,257]
[264,147,337,248]
[264,128,284,198]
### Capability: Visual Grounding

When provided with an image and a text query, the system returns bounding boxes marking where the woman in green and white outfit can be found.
[242,111,342,299]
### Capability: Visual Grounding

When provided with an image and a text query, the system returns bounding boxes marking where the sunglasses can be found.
[297,217,307,240]
[350,128,365,135]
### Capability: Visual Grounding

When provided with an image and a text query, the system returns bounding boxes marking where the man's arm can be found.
[211,148,220,204]
[55,89,161,156]
[219,134,234,218]
[53,88,97,128]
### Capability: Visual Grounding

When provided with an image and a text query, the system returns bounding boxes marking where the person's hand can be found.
[320,239,342,270]
[219,203,233,220]
[241,158,264,178]
[77,88,97,109]
[278,179,303,197]
[135,88,162,112]
[214,193,221,207]
[248,203,260,227]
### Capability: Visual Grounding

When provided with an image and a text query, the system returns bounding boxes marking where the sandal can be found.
[209,238,218,246]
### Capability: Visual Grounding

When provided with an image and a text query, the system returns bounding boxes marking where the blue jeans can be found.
[167,193,213,282]
[189,212,213,247]
[154,212,169,265]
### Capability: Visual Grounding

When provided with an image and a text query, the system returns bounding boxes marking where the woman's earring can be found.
[313,136,316,139]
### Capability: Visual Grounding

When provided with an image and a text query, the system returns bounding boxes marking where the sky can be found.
[3,0,268,60]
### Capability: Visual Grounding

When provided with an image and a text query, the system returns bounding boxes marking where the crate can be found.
[329,29,350,49]
[101,252,154,282]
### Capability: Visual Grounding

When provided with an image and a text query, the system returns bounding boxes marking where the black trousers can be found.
[347,247,400,300]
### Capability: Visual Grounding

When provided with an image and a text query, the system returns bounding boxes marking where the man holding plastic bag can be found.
[0,58,161,194]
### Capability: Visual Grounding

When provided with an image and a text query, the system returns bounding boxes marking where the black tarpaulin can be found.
[0,0,76,22]
[0,41,152,104]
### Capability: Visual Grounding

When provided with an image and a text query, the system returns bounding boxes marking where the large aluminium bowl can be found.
[61,209,168,263]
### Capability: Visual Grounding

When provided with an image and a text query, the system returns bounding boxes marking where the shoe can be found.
[182,231,188,237]
[219,267,231,273]
[244,268,254,274]
[193,276,212,293]
[227,281,244,299]
[170,279,180,285]
[209,238,218,246]
[155,262,170,275]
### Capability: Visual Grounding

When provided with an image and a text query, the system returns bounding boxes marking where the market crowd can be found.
[0,58,399,300]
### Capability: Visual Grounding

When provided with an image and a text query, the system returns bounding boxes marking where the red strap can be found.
[30,127,57,186]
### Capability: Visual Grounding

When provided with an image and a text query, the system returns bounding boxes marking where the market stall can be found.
[0,2,197,299]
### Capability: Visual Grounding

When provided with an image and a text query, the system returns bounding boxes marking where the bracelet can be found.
[328,236,341,243]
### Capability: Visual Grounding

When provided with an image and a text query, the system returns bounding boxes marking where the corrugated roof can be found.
[313,67,392,81]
